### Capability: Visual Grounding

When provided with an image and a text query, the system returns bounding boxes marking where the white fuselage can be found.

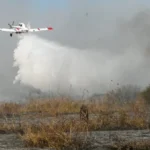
[12,23,29,33]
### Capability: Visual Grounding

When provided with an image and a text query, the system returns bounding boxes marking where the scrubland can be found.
[0,85,150,149]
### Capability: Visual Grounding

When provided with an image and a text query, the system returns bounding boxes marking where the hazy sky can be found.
[0,0,150,101]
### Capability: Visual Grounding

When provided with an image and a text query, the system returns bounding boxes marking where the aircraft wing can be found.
[29,27,53,32]
[0,28,16,32]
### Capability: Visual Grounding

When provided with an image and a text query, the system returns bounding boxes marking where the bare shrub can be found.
[106,84,140,104]
[141,85,150,105]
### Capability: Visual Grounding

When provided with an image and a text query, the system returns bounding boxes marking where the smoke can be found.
[13,21,149,97]
[12,9,150,98]
[1,1,150,100]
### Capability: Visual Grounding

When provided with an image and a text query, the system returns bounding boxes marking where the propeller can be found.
[8,21,15,28]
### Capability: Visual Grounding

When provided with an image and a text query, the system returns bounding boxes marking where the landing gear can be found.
[10,33,12,37]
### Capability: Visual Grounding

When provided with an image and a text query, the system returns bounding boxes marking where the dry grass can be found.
[20,120,92,149]
[0,96,149,130]
[0,95,147,116]
[21,98,82,116]
[0,122,23,134]
[0,102,22,116]
[0,95,149,149]
[0,117,97,149]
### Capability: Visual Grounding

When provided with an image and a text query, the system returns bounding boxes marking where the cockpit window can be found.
[19,24,22,27]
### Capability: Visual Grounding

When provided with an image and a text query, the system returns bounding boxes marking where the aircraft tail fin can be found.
[8,23,12,28]
[8,21,14,28]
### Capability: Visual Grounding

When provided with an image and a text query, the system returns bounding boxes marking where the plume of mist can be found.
[1,1,150,101]
[13,34,113,97]
[12,27,148,97]
[7,2,150,99]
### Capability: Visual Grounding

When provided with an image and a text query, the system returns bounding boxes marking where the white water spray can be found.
[13,34,145,97]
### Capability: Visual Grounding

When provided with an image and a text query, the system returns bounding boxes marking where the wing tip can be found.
[47,27,53,30]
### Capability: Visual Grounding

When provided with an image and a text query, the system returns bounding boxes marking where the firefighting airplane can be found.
[0,21,53,37]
